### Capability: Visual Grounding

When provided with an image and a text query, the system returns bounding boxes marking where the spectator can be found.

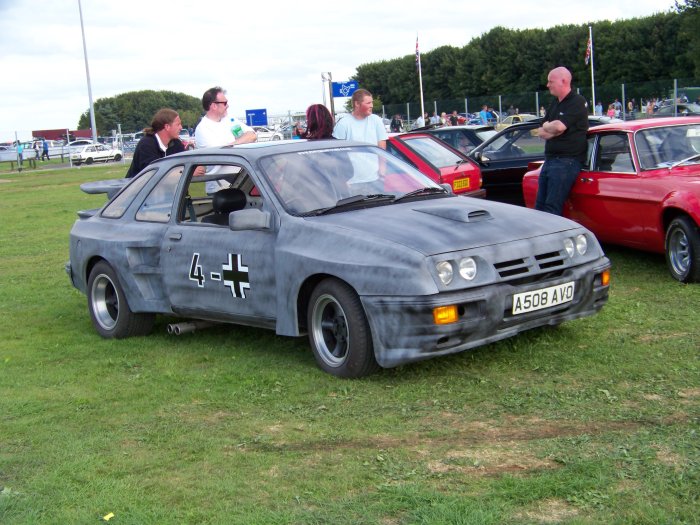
[292,121,305,139]
[412,113,425,129]
[540,105,546,117]
[479,105,490,125]
[594,101,603,116]
[126,108,185,178]
[302,104,334,139]
[195,86,257,193]
[535,66,588,216]
[449,110,459,126]
[17,142,24,167]
[41,138,50,161]
[332,88,387,149]
[390,114,403,133]
[607,104,616,118]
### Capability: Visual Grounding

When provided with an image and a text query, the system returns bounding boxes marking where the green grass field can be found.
[0,165,698,524]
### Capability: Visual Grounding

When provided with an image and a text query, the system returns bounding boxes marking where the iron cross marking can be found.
[222,253,250,299]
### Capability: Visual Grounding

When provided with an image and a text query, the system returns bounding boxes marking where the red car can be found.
[386,132,485,198]
[522,117,700,282]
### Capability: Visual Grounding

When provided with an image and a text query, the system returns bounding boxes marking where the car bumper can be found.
[361,257,610,368]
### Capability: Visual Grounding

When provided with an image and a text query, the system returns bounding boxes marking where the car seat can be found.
[201,188,247,225]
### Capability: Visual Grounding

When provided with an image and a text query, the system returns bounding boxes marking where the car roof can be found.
[588,116,700,132]
[168,138,374,162]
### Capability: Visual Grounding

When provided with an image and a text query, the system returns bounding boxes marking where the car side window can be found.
[594,133,635,173]
[102,169,157,219]
[136,166,184,222]
[178,164,263,224]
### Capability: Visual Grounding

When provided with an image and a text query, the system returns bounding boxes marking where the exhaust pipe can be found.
[166,321,216,335]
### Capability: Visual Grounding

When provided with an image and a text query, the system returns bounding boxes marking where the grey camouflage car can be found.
[66,140,611,377]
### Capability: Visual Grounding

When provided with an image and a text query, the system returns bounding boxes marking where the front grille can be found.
[494,249,566,280]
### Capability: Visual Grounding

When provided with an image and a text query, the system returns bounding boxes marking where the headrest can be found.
[212,188,246,214]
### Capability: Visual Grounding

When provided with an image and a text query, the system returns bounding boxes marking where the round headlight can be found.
[564,238,575,258]
[576,234,588,255]
[436,261,453,285]
[458,257,477,280]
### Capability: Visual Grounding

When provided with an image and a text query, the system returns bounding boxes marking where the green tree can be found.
[77,90,201,134]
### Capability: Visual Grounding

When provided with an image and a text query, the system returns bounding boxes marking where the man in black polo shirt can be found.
[535,67,588,215]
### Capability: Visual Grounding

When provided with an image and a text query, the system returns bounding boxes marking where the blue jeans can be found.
[534,157,581,215]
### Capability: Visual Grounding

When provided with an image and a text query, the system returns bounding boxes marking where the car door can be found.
[159,163,278,328]
[566,132,647,247]
[474,125,546,205]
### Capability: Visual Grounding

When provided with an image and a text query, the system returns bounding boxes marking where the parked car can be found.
[495,113,538,131]
[468,116,625,206]
[522,117,700,282]
[423,124,497,155]
[66,140,610,377]
[70,143,123,165]
[386,132,485,197]
[654,103,700,117]
[253,126,283,141]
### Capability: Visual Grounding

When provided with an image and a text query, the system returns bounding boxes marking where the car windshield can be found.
[634,123,700,169]
[402,136,464,168]
[258,145,445,215]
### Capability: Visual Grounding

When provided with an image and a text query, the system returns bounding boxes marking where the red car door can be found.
[565,132,650,248]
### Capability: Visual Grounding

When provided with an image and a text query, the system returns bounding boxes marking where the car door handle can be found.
[169,233,182,241]
[579,177,594,183]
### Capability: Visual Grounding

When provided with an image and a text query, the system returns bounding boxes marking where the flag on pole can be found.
[584,35,592,65]
[415,36,421,70]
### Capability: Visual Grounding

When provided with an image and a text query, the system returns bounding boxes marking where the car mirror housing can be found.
[229,208,271,231]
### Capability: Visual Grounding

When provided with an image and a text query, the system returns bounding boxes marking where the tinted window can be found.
[594,133,634,173]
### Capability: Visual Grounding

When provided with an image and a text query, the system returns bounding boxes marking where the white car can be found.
[71,144,123,165]
[253,126,283,141]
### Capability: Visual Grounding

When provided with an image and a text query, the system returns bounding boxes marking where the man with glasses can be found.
[195,86,257,193]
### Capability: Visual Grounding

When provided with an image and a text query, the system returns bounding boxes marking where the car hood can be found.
[309,196,579,256]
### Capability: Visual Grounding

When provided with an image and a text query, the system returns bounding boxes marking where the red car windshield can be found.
[634,123,700,170]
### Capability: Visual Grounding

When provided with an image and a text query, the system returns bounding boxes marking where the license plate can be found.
[453,178,471,190]
[512,281,575,315]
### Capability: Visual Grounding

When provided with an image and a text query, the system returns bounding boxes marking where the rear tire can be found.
[665,215,700,283]
[114,153,122,161]
[87,261,155,338]
[307,278,379,378]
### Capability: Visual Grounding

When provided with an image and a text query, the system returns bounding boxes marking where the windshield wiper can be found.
[301,194,396,216]
[394,186,449,203]
[670,153,700,169]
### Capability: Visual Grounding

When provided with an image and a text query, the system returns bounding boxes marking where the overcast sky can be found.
[0,0,673,141]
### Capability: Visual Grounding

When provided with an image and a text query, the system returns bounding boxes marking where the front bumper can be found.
[361,257,610,368]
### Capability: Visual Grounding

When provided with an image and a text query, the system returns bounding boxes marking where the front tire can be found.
[85,157,94,165]
[307,278,379,378]
[87,261,155,338]
[665,216,700,283]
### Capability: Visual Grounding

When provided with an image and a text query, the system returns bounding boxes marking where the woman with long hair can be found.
[302,104,334,139]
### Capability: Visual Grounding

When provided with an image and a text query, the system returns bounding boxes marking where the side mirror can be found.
[229,208,271,230]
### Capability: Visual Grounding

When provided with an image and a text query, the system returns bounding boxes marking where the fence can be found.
[377,77,700,128]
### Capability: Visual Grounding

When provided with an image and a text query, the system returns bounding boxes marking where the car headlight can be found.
[436,261,453,285]
[576,234,588,255]
[458,257,477,280]
[564,238,575,258]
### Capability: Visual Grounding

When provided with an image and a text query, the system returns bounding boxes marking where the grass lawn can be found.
[0,165,698,524]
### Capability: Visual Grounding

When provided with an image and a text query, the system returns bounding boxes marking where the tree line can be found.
[77,90,202,135]
[354,5,699,107]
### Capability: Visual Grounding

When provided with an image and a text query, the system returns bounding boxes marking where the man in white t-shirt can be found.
[332,88,387,149]
[195,86,257,193]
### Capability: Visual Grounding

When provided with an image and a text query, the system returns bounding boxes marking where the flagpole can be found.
[416,35,425,126]
[588,26,596,114]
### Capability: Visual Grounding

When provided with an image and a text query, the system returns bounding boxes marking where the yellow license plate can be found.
[453,178,471,190]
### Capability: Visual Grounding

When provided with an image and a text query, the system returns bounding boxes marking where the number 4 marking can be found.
[189,252,205,287]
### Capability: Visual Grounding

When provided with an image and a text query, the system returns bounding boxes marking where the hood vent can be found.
[416,205,493,224]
